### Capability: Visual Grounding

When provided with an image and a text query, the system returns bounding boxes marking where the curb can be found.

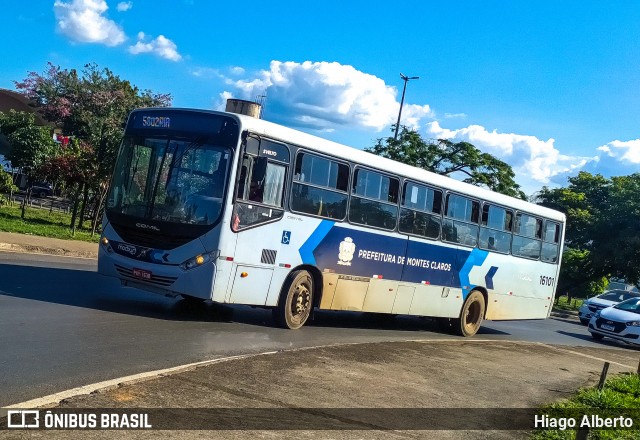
[0,242,97,259]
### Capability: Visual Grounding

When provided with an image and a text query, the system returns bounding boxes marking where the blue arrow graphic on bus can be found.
[299,220,335,265]
[458,248,489,298]
[484,266,499,290]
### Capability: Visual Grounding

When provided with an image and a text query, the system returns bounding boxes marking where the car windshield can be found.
[598,290,640,302]
[107,136,232,226]
[613,298,640,314]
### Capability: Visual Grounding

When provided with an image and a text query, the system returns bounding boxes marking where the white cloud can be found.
[221,60,433,131]
[230,66,245,75]
[217,60,615,193]
[215,91,234,111]
[597,139,640,164]
[427,121,597,188]
[116,1,132,12]
[54,0,126,46]
[191,67,219,78]
[129,33,182,61]
[444,113,467,119]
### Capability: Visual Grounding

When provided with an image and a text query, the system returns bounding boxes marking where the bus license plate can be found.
[601,324,615,331]
[133,268,152,280]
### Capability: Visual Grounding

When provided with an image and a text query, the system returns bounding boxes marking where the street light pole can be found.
[394,73,419,140]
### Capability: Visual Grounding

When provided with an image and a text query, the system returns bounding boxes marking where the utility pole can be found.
[394,73,419,140]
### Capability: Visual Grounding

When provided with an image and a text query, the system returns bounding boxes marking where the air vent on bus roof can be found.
[225,99,262,118]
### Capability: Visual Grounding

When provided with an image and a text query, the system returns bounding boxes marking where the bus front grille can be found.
[114,264,178,287]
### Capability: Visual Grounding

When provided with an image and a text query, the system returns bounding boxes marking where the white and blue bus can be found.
[98,106,565,336]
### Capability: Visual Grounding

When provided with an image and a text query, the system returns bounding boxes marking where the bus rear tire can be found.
[453,290,485,337]
[273,270,313,330]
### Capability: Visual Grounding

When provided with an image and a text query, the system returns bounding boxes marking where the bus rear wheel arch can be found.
[273,269,314,329]
[453,290,486,337]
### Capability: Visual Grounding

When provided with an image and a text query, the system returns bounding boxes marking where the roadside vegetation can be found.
[554,295,585,312]
[0,62,171,234]
[0,203,98,242]
[533,373,640,440]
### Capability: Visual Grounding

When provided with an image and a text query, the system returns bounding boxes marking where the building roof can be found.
[0,88,50,156]
[0,88,48,125]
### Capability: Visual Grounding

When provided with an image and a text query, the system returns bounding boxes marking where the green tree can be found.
[0,168,18,205]
[5,123,56,172]
[538,172,640,296]
[0,110,56,218]
[367,126,526,199]
[0,109,38,137]
[14,62,171,233]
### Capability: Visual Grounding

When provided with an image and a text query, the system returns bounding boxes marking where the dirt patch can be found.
[0,242,97,259]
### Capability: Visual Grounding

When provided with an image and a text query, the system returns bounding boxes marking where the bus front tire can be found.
[453,290,485,337]
[273,270,313,330]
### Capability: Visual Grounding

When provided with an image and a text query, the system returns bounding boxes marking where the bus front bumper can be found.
[98,245,217,300]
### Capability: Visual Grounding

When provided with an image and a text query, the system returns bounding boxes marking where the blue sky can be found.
[2,0,640,194]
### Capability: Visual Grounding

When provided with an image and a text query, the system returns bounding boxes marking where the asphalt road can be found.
[0,252,634,408]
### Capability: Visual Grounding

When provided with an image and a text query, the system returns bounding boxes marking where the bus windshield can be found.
[107,136,232,226]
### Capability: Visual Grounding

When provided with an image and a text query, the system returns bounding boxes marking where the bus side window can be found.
[233,154,286,231]
[248,157,268,202]
[349,168,399,230]
[541,220,561,263]
[442,194,479,247]
[398,181,442,239]
[236,163,249,199]
[290,152,349,220]
[478,204,512,253]
[512,213,542,259]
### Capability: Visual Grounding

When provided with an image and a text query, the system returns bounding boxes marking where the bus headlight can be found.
[180,251,218,271]
[100,236,113,253]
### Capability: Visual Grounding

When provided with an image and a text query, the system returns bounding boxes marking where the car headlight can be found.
[626,321,640,327]
[180,251,218,271]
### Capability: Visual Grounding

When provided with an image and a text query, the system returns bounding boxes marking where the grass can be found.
[532,373,640,439]
[554,295,584,311]
[0,203,99,243]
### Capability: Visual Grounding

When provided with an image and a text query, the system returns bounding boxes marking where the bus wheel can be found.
[274,270,313,330]
[454,290,485,337]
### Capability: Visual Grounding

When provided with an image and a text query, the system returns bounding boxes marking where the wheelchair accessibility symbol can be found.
[281,230,291,245]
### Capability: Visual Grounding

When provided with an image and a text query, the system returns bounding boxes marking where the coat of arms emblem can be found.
[337,237,355,266]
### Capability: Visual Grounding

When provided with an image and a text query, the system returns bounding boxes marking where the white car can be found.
[588,297,640,345]
[578,290,640,325]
